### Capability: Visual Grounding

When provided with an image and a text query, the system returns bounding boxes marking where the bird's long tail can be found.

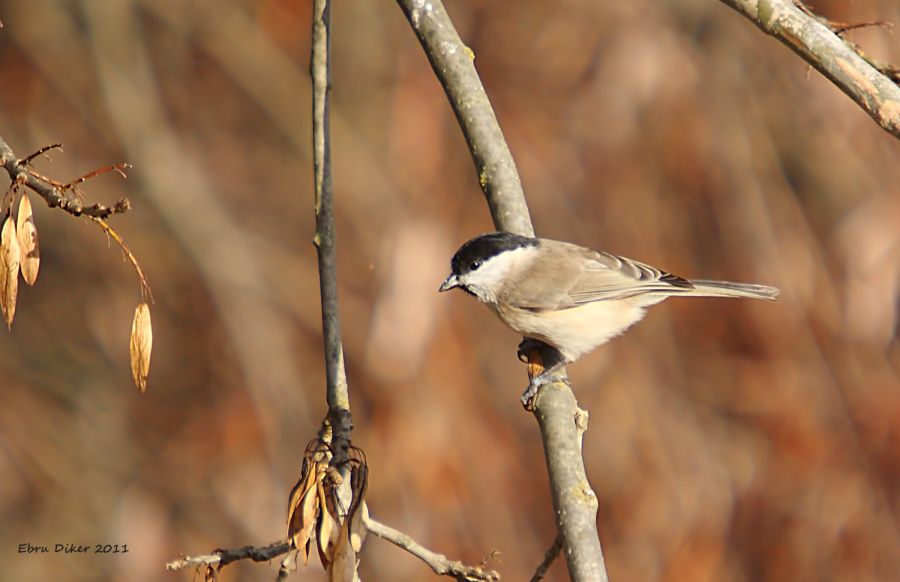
[687,279,780,300]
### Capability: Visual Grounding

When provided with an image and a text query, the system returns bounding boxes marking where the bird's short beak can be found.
[438,274,459,292]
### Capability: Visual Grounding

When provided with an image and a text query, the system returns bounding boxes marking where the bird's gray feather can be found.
[499,241,694,311]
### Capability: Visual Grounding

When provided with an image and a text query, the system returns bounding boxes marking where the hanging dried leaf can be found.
[287,460,322,563]
[16,195,39,286]
[351,501,369,553]
[326,459,368,582]
[0,216,20,328]
[288,459,314,532]
[328,516,358,582]
[316,482,339,567]
[348,463,369,553]
[129,303,152,392]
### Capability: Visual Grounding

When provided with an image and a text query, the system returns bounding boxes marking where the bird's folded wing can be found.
[567,251,693,304]
[503,246,693,310]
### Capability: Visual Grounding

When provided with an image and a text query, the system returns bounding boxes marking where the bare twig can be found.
[167,2,358,576]
[312,0,350,414]
[90,217,153,303]
[166,517,499,581]
[366,516,500,581]
[18,143,63,166]
[529,534,563,582]
[0,136,132,218]
[719,0,900,139]
[308,4,364,581]
[64,162,131,190]
[830,20,892,36]
[164,540,291,572]
[395,2,608,580]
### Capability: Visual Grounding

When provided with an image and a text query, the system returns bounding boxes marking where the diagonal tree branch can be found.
[530,534,563,582]
[366,517,500,581]
[395,1,608,580]
[393,1,533,239]
[719,0,900,140]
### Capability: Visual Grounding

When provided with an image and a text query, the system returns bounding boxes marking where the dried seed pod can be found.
[0,216,20,328]
[316,495,338,567]
[16,195,39,286]
[130,303,152,392]
[288,457,323,563]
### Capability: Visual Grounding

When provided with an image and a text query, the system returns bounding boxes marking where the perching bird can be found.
[439,232,779,404]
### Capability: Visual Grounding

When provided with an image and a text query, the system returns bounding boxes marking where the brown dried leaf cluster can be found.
[0,192,42,328]
[287,438,368,574]
[0,193,41,327]
[130,303,152,393]
[5,143,152,392]
[1,177,151,392]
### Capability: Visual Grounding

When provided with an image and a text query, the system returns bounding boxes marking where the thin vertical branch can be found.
[312,0,350,412]
[395,1,608,580]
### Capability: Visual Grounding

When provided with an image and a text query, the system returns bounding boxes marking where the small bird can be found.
[439,232,779,404]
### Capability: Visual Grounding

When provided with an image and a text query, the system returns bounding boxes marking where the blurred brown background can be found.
[1,0,899,580]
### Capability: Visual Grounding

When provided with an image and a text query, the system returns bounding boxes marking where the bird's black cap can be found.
[450,232,538,274]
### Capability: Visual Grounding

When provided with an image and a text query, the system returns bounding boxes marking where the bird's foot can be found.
[517,338,548,363]
[520,368,569,410]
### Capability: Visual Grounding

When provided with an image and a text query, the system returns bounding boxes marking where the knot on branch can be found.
[327,405,354,469]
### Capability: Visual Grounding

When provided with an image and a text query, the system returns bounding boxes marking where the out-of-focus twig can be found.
[719,0,900,140]
[529,534,563,582]
[395,2,608,580]
[0,136,132,218]
[366,516,500,581]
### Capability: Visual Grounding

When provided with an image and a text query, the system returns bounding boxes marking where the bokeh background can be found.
[1,0,898,580]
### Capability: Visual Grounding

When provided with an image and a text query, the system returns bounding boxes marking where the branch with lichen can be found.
[395,1,608,580]
[719,0,900,140]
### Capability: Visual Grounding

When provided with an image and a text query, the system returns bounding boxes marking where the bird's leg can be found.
[520,362,569,407]
[517,339,569,409]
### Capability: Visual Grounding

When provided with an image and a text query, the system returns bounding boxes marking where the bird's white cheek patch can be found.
[462,246,539,303]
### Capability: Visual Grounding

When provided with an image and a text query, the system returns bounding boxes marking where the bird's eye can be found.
[469,260,482,271]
